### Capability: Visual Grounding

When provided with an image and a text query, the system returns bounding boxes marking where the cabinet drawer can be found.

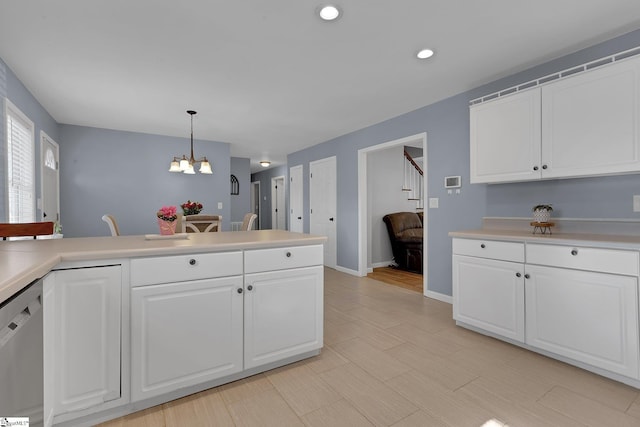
[245,245,323,274]
[452,238,524,263]
[526,244,639,276]
[131,251,243,286]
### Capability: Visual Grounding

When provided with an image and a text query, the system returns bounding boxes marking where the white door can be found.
[251,181,260,230]
[271,176,286,230]
[310,156,337,268]
[40,132,60,224]
[289,165,303,233]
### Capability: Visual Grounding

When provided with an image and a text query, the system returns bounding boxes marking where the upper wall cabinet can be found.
[470,88,541,183]
[470,55,640,184]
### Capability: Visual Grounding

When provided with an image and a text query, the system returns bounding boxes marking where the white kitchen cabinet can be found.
[130,276,244,402]
[244,265,324,369]
[452,238,525,342]
[541,55,640,179]
[525,264,639,378]
[470,88,541,183]
[525,243,640,378]
[51,265,122,415]
[470,54,640,183]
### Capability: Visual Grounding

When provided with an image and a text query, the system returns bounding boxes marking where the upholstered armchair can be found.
[382,212,423,273]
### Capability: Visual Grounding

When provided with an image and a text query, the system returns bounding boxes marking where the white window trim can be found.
[5,98,35,223]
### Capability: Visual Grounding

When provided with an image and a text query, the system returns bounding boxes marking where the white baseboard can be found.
[371,260,394,269]
[333,265,363,277]
[424,290,452,304]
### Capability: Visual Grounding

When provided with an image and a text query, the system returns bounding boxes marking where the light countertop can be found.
[0,230,326,305]
[449,228,640,250]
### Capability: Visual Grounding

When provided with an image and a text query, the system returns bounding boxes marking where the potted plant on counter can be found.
[532,204,553,224]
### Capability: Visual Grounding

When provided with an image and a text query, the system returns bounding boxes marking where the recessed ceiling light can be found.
[260,161,271,167]
[417,49,435,59]
[319,5,340,21]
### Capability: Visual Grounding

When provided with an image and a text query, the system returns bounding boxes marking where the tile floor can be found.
[100,268,640,426]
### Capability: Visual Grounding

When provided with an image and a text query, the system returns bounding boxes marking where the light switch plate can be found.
[429,198,439,209]
[634,195,640,212]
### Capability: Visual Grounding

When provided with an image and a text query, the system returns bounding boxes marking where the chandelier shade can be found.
[169,110,212,174]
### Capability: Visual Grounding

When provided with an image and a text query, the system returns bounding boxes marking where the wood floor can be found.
[100,268,640,426]
[367,267,423,293]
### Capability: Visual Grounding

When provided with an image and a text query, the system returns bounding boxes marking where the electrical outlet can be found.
[634,195,640,212]
[217,202,223,210]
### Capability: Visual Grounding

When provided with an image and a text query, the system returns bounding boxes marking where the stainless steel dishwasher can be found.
[0,278,43,426]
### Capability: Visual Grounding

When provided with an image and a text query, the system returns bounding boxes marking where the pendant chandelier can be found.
[169,110,212,174]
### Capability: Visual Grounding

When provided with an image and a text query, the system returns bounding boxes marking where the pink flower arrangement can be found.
[157,205,178,222]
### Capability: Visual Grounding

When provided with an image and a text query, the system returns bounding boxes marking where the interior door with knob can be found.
[40,132,60,225]
[289,165,303,233]
[310,156,336,268]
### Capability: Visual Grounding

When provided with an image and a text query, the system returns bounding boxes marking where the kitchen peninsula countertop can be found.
[0,230,326,305]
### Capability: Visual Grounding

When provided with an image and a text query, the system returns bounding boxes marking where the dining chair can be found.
[101,214,120,236]
[241,213,258,231]
[182,215,222,233]
[0,222,55,240]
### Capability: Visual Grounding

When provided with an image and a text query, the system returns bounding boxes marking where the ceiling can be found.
[1,1,639,172]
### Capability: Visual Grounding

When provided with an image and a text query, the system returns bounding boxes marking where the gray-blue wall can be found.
[230,157,251,223]
[59,125,231,236]
[289,28,640,297]
[1,59,60,223]
[251,165,287,230]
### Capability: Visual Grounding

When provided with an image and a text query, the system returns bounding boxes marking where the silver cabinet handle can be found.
[286,251,292,258]
[516,272,521,278]
[533,166,539,171]
[189,259,196,266]
[571,249,578,256]
[542,165,548,170]
[480,243,486,249]
[247,285,253,291]
[524,274,530,279]
[237,288,243,294]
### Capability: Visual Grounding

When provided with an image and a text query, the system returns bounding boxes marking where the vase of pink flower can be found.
[156,205,178,235]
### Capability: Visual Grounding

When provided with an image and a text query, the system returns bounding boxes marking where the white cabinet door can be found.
[53,266,121,414]
[541,56,640,178]
[470,88,541,183]
[131,276,243,402]
[453,255,525,342]
[525,265,639,378]
[244,266,323,369]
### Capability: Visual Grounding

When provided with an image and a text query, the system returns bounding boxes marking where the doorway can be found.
[250,181,260,230]
[357,133,428,297]
[40,131,60,225]
[310,156,337,269]
[289,165,303,233]
[271,176,286,230]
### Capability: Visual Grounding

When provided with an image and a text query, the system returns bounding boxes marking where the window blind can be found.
[6,101,35,223]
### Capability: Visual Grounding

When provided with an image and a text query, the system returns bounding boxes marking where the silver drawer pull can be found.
[189,258,197,266]
[480,243,486,249]
[571,249,578,256]
[516,272,521,278]
[286,251,292,258]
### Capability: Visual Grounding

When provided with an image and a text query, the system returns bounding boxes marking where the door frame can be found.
[40,131,60,224]
[251,181,260,230]
[357,132,430,297]
[271,175,286,230]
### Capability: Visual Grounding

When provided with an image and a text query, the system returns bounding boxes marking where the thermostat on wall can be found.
[444,176,461,188]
